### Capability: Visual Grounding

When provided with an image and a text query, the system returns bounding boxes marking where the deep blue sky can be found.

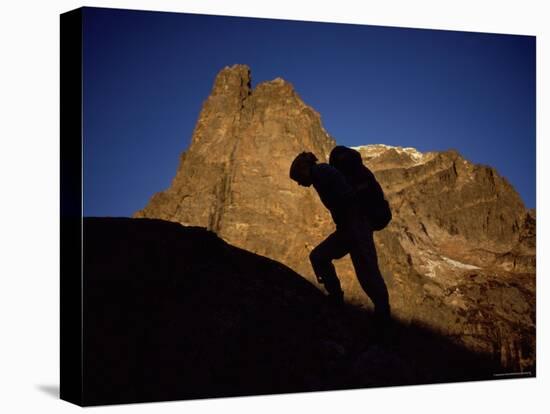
[82,7,536,216]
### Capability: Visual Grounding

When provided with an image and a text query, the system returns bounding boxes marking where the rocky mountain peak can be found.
[210,64,251,97]
[254,76,296,95]
[135,65,535,371]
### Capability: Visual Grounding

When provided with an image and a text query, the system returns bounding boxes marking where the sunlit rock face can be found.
[135,64,535,372]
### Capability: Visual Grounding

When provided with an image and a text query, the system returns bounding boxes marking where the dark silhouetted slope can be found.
[81,217,525,406]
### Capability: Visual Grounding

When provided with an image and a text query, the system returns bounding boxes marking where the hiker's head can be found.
[329,146,362,176]
[289,152,318,187]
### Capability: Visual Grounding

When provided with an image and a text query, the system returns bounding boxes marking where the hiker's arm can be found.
[354,182,370,201]
[339,182,369,205]
[339,187,358,205]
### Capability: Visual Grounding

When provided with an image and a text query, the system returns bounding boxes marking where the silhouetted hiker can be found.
[329,146,392,231]
[289,151,391,334]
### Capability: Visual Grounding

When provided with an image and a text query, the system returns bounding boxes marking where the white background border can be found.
[0,1,546,412]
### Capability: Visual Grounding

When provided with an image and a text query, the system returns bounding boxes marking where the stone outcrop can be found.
[135,64,535,372]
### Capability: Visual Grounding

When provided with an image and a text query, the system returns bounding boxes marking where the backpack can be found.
[329,146,392,231]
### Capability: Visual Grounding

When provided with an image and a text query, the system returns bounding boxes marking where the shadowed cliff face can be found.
[83,218,516,406]
[134,64,535,372]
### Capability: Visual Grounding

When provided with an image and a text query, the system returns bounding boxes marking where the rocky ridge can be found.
[135,64,535,372]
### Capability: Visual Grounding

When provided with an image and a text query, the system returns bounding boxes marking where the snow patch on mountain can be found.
[441,256,480,270]
[352,144,431,165]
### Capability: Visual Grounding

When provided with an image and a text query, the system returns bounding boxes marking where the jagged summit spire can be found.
[211,64,251,97]
[188,64,332,152]
[213,64,295,97]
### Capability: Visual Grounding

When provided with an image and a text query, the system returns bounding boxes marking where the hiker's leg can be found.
[349,226,390,320]
[309,230,349,299]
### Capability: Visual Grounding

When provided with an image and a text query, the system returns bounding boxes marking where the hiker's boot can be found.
[372,311,393,346]
[327,291,344,306]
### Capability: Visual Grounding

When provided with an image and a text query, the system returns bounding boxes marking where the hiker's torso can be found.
[311,163,359,227]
